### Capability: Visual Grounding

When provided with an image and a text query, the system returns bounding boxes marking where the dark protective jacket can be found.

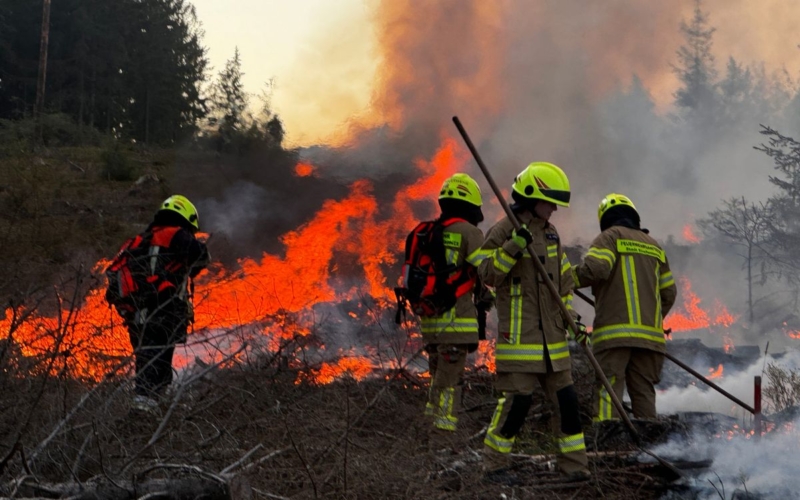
[479,212,576,373]
[572,225,678,353]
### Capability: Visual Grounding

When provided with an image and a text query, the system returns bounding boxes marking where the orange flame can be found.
[682,224,701,244]
[474,340,496,374]
[707,364,724,379]
[294,162,315,177]
[295,355,375,385]
[723,335,735,354]
[781,322,800,339]
[664,277,739,333]
[2,138,468,383]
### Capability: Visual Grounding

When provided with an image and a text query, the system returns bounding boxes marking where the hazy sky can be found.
[191,0,377,147]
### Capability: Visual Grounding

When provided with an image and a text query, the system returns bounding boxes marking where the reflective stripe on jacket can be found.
[478,213,576,373]
[572,226,678,353]
[420,221,490,344]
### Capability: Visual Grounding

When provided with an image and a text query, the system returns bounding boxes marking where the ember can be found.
[294,162,315,177]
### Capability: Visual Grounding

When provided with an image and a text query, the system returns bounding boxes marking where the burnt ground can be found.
[0,337,710,500]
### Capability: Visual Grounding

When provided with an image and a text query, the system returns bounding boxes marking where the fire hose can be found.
[571,289,757,415]
[452,116,683,480]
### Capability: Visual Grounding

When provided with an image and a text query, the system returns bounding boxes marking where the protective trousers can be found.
[425,344,468,431]
[484,370,589,475]
[128,313,187,398]
[594,347,664,421]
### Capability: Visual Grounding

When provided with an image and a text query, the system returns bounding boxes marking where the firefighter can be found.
[418,173,491,448]
[572,194,677,421]
[480,163,590,480]
[109,195,209,414]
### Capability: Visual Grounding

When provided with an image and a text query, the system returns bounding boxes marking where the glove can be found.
[569,321,591,345]
[511,226,533,249]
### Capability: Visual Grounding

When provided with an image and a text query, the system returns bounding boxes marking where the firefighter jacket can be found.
[572,225,678,354]
[420,221,491,345]
[479,212,576,373]
[131,224,210,328]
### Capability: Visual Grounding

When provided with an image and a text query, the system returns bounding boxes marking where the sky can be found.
[191,0,377,147]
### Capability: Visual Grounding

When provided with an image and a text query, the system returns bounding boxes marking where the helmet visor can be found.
[540,189,571,205]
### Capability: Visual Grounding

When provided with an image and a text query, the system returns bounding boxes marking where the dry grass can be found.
[0,297,685,499]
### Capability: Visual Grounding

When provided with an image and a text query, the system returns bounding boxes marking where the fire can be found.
[707,364,723,379]
[781,322,800,339]
[294,162,315,177]
[295,355,375,385]
[664,277,739,333]
[723,335,735,354]
[474,340,496,374]
[2,138,469,383]
[682,223,701,244]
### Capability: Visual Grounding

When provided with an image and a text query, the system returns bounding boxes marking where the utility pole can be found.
[34,0,52,146]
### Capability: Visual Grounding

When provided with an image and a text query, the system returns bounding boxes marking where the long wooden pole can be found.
[572,289,757,414]
[452,116,682,479]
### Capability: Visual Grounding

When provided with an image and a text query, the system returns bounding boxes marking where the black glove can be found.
[511,226,533,248]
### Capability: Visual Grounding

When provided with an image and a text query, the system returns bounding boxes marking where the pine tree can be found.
[718,56,753,125]
[210,47,248,151]
[672,0,719,123]
[754,126,800,295]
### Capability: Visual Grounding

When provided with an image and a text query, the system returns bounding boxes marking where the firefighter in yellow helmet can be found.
[479,163,590,480]
[401,173,492,450]
[105,195,209,414]
[571,194,678,422]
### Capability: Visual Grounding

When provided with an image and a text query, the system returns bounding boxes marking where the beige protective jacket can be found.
[572,226,678,353]
[479,212,576,373]
[420,220,490,344]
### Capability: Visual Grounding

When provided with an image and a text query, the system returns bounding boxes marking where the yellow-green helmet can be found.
[597,193,636,222]
[160,195,199,229]
[439,173,482,207]
[512,162,571,207]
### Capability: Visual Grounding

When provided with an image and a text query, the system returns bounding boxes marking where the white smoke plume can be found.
[653,350,800,498]
[658,351,800,416]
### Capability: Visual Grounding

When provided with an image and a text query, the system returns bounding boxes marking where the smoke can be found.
[651,351,800,498]
[658,352,793,417]
[654,417,800,499]
[300,0,800,242]
[653,355,800,499]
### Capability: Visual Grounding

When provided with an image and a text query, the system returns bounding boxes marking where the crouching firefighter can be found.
[571,194,677,421]
[105,195,210,413]
[480,163,590,480]
[395,173,492,449]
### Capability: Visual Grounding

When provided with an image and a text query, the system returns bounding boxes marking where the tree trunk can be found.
[89,65,96,129]
[34,0,52,145]
[78,63,85,137]
[747,243,753,323]
[145,85,151,144]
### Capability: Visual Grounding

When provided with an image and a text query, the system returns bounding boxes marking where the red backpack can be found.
[395,217,477,322]
[104,227,181,316]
